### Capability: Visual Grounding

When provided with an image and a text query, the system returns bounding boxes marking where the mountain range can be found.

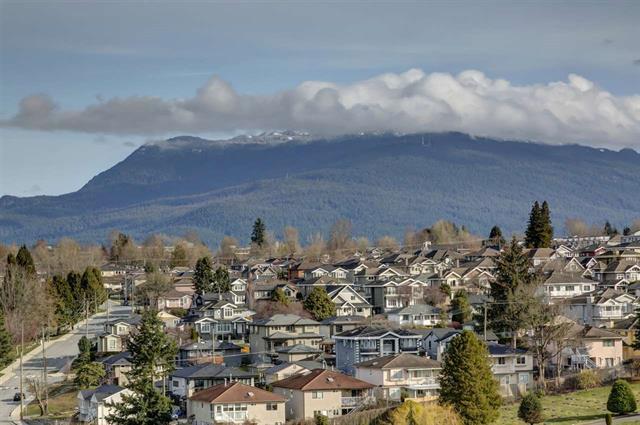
[1,132,639,246]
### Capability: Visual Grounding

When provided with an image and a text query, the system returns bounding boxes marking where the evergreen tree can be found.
[607,379,637,414]
[604,221,618,237]
[271,288,290,306]
[518,392,543,424]
[77,336,93,365]
[0,311,13,367]
[624,227,632,236]
[439,331,501,425]
[16,245,36,276]
[451,290,472,324]
[50,274,75,330]
[193,256,214,294]
[539,201,553,247]
[211,267,231,293]
[107,310,177,425]
[251,218,266,247]
[489,237,535,348]
[489,225,506,247]
[67,271,85,320]
[75,362,106,389]
[304,287,336,321]
[81,267,107,312]
[169,244,188,268]
[525,201,542,248]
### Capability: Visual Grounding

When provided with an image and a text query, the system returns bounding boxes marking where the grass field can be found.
[496,382,640,425]
[26,382,78,419]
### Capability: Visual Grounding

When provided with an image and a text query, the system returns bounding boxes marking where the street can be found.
[0,301,131,423]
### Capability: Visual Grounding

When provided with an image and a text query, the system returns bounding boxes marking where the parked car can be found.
[13,392,25,401]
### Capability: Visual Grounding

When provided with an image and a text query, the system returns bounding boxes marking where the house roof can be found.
[335,326,420,338]
[271,369,374,391]
[486,342,528,356]
[90,385,126,402]
[390,304,441,315]
[171,364,257,379]
[354,353,441,369]
[275,344,322,354]
[582,326,624,339]
[189,382,285,403]
[102,351,132,366]
[252,314,319,326]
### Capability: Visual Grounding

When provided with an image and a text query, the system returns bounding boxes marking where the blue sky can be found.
[1,1,639,196]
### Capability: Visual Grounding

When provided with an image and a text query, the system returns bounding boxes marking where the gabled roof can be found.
[334,326,420,339]
[102,351,132,366]
[171,364,257,379]
[355,353,441,369]
[487,342,528,356]
[582,326,623,339]
[252,314,319,326]
[189,382,285,403]
[271,369,374,391]
[276,344,322,354]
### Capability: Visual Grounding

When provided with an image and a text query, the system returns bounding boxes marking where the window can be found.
[266,403,278,411]
[172,380,179,388]
[312,391,324,399]
[603,340,615,347]
[497,357,506,365]
[517,356,526,365]
[518,373,529,384]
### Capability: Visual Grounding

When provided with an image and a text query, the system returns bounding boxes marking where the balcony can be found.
[342,396,369,407]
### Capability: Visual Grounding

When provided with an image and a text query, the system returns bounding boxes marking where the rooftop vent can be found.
[326,377,335,383]
[247,392,255,398]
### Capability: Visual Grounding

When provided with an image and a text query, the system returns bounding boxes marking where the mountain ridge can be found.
[1,132,639,246]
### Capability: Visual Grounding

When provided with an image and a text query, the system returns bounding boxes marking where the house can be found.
[77,385,132,425]
[487,343,534,397]
[276,344,322,363]
[354,353,441,401]
[250,280,299,301]
[170,364,259,399]
[157,289,193,311]
[609,317,640,360]
[271,369,374,420]
[366,278,429,314]
[564,289,638,326]
[248,314,322,354]
[318,316,367,340]
[542,271,597,301]
[326,285,372,317]
[556,325,625,371]
[264,361,324,385]
[188,382,286,425]
[334,326,422,374]
[422,328,498,361]
[157,310,181,329]
[97,316,141,354]
[178,340,245,366]
[102,352,132,386]
[388,304,444,327]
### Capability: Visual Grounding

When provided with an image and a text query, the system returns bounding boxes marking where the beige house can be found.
[188,382,285,425]
[157,310,181,329]
[276,344,322,363]
[354,353,441,401]
[271,369,374,421]
[248,314,322,353]
[581,326,624,368]
[97,317,140,354]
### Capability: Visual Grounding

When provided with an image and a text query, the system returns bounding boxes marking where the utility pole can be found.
[85,297,89,340]
[19,322,24,420]
[42,326,48,416]
[483,302,488,342]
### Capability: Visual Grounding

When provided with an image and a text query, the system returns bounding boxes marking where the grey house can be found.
[334,326,422,374]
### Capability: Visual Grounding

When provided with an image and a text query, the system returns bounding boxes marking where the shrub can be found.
[605,413,612,425]
[383,400,461,425]
[518,392,543,424]
[565,370,601,390]
[315,413,329,425]
[607,379,637,414]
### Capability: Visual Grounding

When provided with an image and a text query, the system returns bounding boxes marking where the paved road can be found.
[0,301,131,422]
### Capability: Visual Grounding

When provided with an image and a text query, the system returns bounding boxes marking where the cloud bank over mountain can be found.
[3,69,639,149]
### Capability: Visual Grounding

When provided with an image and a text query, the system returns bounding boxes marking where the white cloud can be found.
[2,69,639,149]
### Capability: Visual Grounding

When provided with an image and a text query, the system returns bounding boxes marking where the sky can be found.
[1,1,639,197]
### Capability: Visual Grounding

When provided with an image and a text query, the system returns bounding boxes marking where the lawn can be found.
[496,382,640,425]
[26,382,78,419]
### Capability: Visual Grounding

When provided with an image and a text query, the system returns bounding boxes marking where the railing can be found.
[342,396,371,407]
[359,346,378,353]
[214,412,248,422]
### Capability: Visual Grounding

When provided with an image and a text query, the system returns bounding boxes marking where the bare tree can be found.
[136,271,172,309]
[328,219,354,253]
[283,226,301,256]
[376,236,400,252]
[27,377,48,416]
[218,236,239,260]
[305,233,327,261]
